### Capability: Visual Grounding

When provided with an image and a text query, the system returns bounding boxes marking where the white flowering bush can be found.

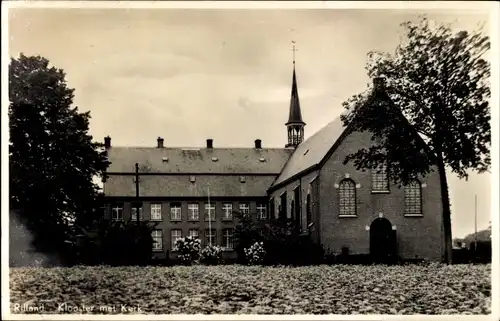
[200,245,223,265]
[174,236,201,265]
[244,241,266,265]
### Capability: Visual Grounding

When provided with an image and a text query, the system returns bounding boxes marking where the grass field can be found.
[9,263,491,315]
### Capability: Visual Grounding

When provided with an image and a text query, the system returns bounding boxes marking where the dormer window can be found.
[162,157,168,162]
[211,157,218,162]
[259,157,266,162]
[240,176,246,183]
[190,176,196,183]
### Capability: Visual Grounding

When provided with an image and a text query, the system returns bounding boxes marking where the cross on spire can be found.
[291,40,298,65]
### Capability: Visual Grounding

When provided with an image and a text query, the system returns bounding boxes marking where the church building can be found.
[102,61,445,262]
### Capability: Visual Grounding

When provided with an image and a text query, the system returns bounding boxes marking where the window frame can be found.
[131,206,144,221]
[188,229,199,239]
[150,203,162,221]
[338,178,357,217]
[170,203,182,221]
[222,202,233,221]
[152,229,163,251]
[205,229,217,247]
[204,203,216,221]
[239,202,250,215]
[187,202,200,221]
[171,229,182,251]
[404,180,423,217]
[371,163,390,193]
[222,228,234,250]
[256,203,267,220]
[111,204,124,221]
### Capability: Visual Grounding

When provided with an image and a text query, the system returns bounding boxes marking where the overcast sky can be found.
[8,6,493,238]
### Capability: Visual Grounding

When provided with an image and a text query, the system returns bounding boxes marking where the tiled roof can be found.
[104,175,276,197]
[271,115,347,187]
[106,147,293,174]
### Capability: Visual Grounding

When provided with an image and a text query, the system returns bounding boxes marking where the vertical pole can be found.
[474,194,478,252]
[208,183,212,247]
[135,163,140,225]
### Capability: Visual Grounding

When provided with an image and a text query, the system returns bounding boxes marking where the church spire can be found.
[285,41,305,148]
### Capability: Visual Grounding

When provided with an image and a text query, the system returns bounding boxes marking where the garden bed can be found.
[10,263,491,314]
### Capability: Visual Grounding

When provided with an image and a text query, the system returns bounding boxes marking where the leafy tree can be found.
[9,54,110,259]
[233,211,264,264]
[341,17,490,263]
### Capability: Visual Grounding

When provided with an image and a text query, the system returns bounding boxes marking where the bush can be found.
[200,245,223,265]
[244,241,266,265]
[175,236,201,265]
[66,219,158,266]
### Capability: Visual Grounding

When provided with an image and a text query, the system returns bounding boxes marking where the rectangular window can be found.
[131,206,143,221]
[188,229,199,239]
[171,229,182,250]
[205,229,216,247]
[152,230,163,251]
[257,203,267,220]
[222,229,234,249]
[205,203,216,221]
[170,203,182,221]
[151,203,162,221]
[239,203,250,215]
[222,202,233,220]
[111,204,124,221]
[188,203,199,221]
[372,163,389,192]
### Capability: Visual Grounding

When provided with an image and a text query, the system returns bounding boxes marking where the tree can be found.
[233,211,264,264]
[9,54,110,259]
[341,16,490,264]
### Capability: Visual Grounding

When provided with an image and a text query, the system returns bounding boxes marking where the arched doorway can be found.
[370,218,397,263]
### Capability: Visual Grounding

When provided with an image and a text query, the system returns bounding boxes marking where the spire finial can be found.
[291,40,298,65]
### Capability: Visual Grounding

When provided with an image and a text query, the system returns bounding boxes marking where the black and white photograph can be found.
[2,1,498,318]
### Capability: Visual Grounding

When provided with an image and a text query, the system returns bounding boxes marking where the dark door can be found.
[370,218,397,263]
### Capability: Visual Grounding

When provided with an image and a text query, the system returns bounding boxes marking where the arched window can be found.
[404,180,422,215]
[339,179,356,216]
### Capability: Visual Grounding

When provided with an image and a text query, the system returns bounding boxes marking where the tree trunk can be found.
[436,153,453,264]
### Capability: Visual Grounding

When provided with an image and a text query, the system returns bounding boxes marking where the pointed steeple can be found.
[285,42,306,148]
[286,65,305,126]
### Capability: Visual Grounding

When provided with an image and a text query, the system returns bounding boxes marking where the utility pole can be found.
[474,194,478,252]
[208,183,212,247]
[135,163,140,225]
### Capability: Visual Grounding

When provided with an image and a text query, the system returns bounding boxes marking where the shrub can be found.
[174,236,201,265]
[244,241,266,265]
[233,211,264,264]
[200,245,223,265]
[66,219,158,266]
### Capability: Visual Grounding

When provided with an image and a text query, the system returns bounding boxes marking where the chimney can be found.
[373,77,385,91]
[157,137,164,148]
[206,139,213,149]
[255,139,262,149]
[104,136,111,149]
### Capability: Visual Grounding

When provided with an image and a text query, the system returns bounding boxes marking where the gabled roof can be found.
[104,174,276,197]
[271,115,348,188]
[106,147,293,174]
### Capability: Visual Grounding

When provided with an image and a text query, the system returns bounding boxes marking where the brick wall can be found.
[104,198,268,260]
[318,130,444,261]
